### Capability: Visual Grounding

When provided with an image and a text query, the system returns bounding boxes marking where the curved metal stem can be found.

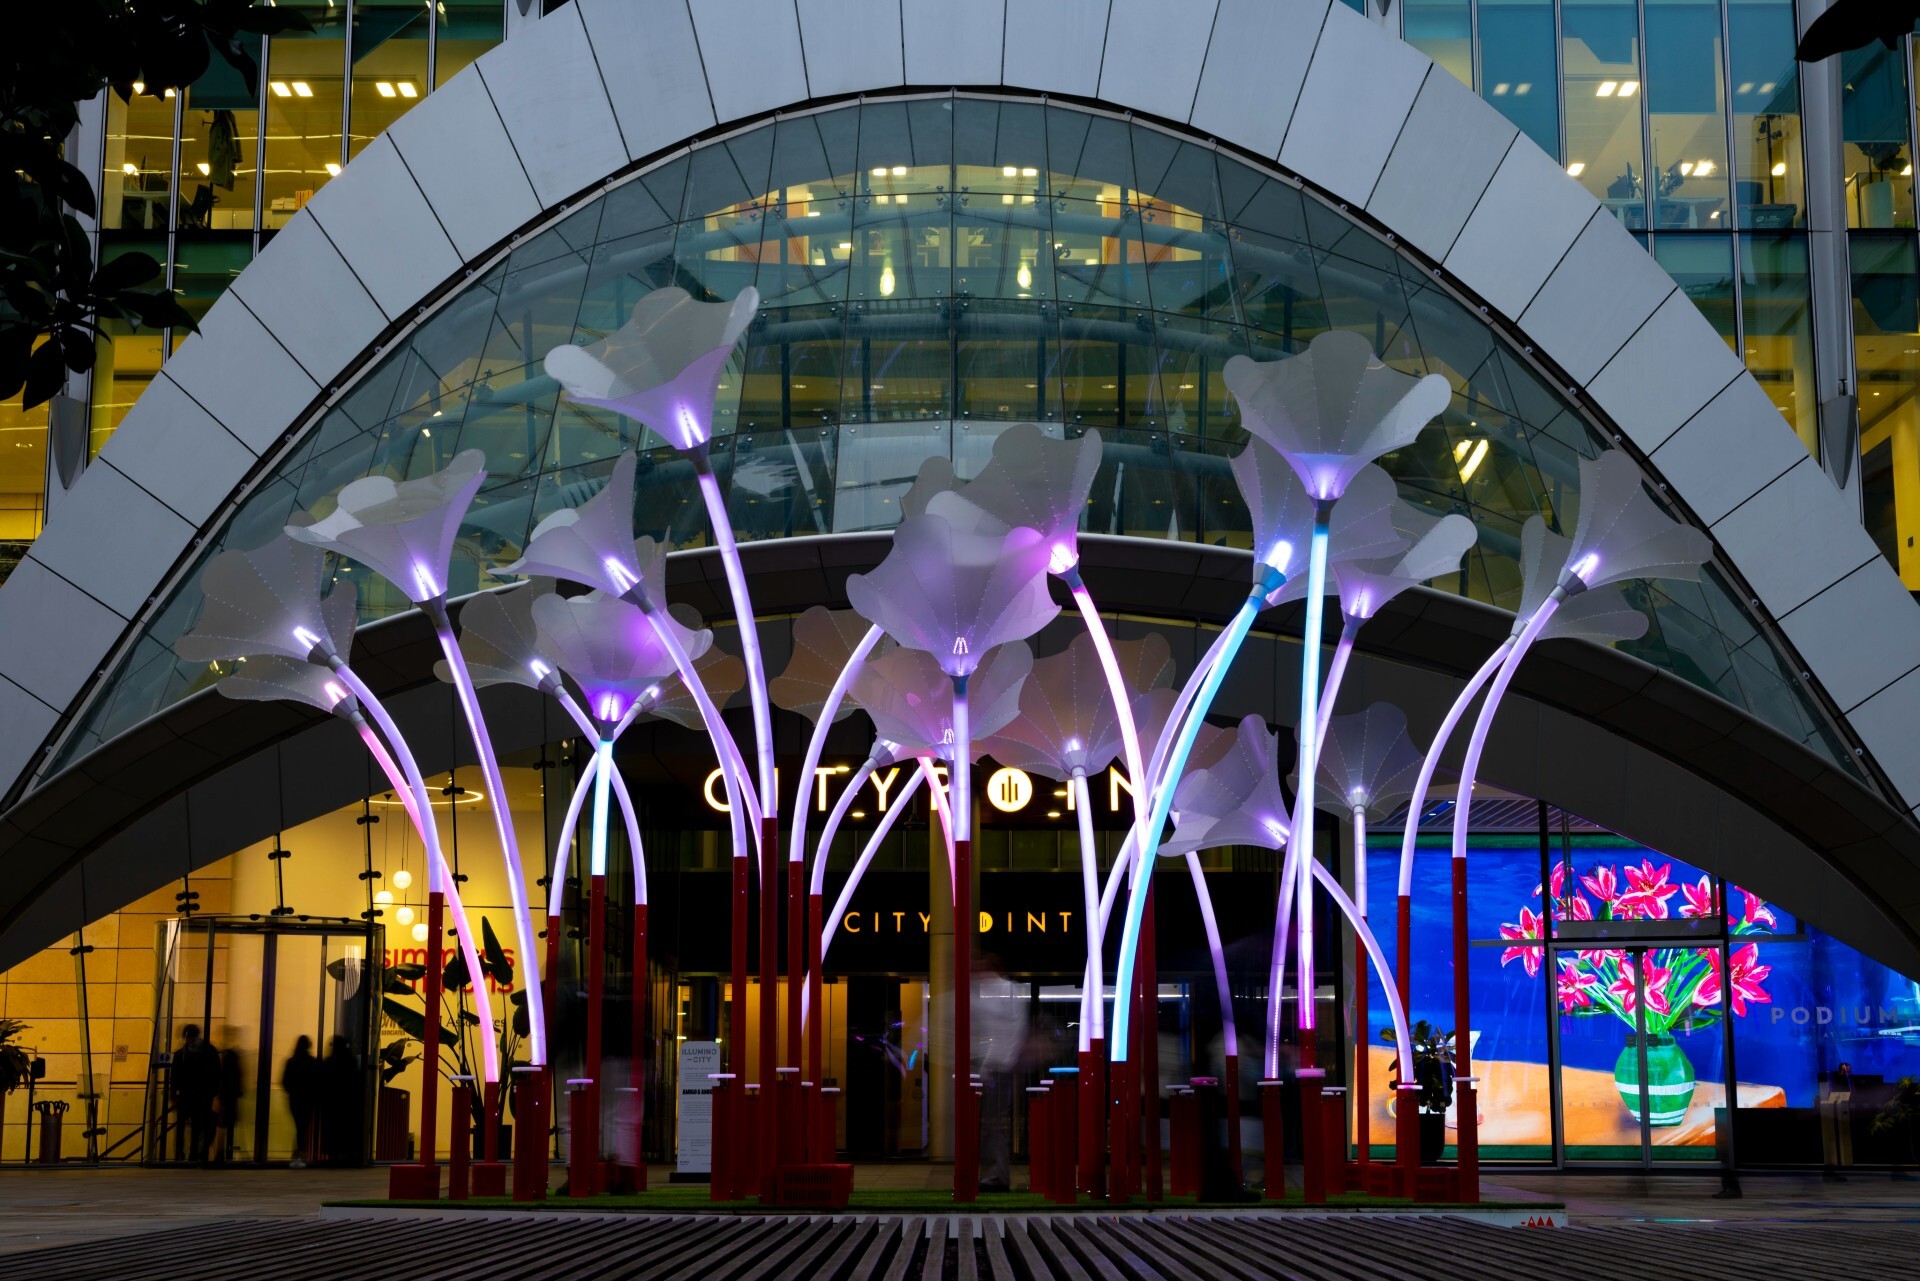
[546,766,597,919]
[791,625,885,866]
[1307,858,1411,1083]
[1071,775,1107,1050]
[693,461,777,812]
[817,766,929,967]
[808,758,880,897]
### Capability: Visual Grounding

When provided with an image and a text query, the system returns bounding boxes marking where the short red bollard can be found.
[1321,1087,1347,1196]
[1169,1088,1198,1197]
[1027,1086,1052,1197]
[1049,1068,1078,1205]
[1259,1079,1286,1201]
[814,1086,840,1164]
[1297,1069,1326,1205]
[738,1085,762,1199]
[1078,1044,1105,1199]
[567,1080,596,1198]
[448,1079,473,1201]
[774,1069,805,1171]
[1393,1082,1421,1197]
[708,1075,736,1201]
[1456,1078,1480,1204]
[511,1067,546,1202]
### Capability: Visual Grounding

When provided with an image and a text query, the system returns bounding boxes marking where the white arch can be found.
[4,0,1918,844]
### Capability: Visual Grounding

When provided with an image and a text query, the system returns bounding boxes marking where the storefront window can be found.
[1402,0,1473,91]
[179,37,260,235]
[1645,0,1730,229]
[1852,233,1920,587]
[1741,232,1818,456]
[1479,0,1559,160]
[1728,0,1804,229]
[434,0,505,88]
[1563,0,1647,226]
[1841,43,1915,230]
[101,86,177,232]
[261,4,348,230]
[349,0,431,160]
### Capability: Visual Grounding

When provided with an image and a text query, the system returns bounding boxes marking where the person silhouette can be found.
[283,1035,320,1167]
[170,1024,219,1165]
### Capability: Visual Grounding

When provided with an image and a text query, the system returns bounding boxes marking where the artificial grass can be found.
[327,1186,1560,1215]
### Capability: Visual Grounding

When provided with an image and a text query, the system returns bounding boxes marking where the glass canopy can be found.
[53,96,1854,777]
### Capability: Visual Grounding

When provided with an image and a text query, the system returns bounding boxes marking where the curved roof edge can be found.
[2,0,1917,846]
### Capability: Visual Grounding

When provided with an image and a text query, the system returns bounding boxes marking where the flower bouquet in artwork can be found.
[1501,860,1775,1126]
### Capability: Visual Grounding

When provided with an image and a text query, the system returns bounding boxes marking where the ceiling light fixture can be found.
[1596,81,1618,97]
[1619,80,1639,97]
[292,81,313,98]
[398,82,418,98]
[1567,162,1586,177]
[376,82,397,98]
[270,81,292,97]
[325,162,342,176]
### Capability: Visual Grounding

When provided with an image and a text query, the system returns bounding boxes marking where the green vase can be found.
[1614,1033,1695,1127]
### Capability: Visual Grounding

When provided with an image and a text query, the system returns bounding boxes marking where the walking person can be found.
[283,1036,320,1167]
[320,1036,365,1166]
[170,1024,220,1165]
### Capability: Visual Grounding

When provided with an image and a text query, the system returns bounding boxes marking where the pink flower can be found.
[1558,893,1594,923]
[1499,906,1544,977]
[1581,865,1619,907]
[1618,861,1678,920]
[1534,862,1573,899]
[1608,957,1672,1016]
[1694,943,1772,1017]
[1680,876,1716,919]
[1557,960,1598,1012]
[1739,890,1777,931]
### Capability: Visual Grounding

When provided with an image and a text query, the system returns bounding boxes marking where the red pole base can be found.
[568,1082,597,1198]
[1078,1043,1105,1198]
[1028,1086,1052,1198]
[1260,1080,1286,1200]
[708,1075,735,1201]
[1223,1054,1245,1190]
[511,1068,546,1202]
[816,1086,840,1165]
[775,1069,805,1168]
[1394,1083,1421,1199]
[1455,1080,1480,1204]
[448,1082,473,1201]
[1297,1069,1326,1205]
[1052,1075,1077,1205]
[1169,1088,1198,1197]
[1322,1088,1346,1196]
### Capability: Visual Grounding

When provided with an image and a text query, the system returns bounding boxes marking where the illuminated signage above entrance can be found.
[698,762,1134,824]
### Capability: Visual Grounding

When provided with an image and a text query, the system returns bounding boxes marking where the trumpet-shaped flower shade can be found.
[851,643,1032,759]
[497,452,644,596]
[1563,450,1713,590]
[649,632,744,731]
[976,631,1175,782]
[1511,516,1654,646]
[532,591,690,723]
[845,510,1058,677]
[1257,463,1409,607]
[1131,686,1237,779]
[1223,330,1452,502]
[543,286,759,453]
[1332,504,1478,621]
[900,456,959,520]
[214,655,354,714]
[1311,703,1424,817]
[286,450,487,602]
[433,580,559,689]
[769,606,893,724]
[175,537,358,664]
[936,425,1102,571]
[1161,715,1290,857]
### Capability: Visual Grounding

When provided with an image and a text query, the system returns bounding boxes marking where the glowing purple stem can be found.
[1307,857,1411,1080]
[694,464,777,813]
[808,758,879,898]
[1395,638,1513,899]
[546,766,598,919]
[338,675,496,1083]
[611,768,647,907]
[1450,597,1564,864]
[792,625,885,867]
[1071,774,1107,1047]
[817,766,928,970]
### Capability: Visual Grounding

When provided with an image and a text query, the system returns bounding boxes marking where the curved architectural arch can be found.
[2,2,1918,946]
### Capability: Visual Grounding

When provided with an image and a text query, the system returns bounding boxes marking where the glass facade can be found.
[50,98,1850,780]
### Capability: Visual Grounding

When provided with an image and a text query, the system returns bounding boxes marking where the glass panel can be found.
[261,5,348,228]
[1841,43,1915,230]
[1645,0,1730,230]
[102,87,176,232]
[1728,0,1804,229]
[1854,233,1920,588]
[1563,0,1648,228]
[434,0,504,88]
[1480,0,1560,159]
[90,239,170,456]
[1652,233,1737,346]
[0,395,46,559]
[1740,232,1818,455]
[179,39,261,235]
[1403,0,1473,90]
[349,0,430,160]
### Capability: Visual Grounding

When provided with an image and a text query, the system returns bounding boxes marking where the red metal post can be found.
[1079,1041,1105,1198]
[1298,1068,1326,1204]
[1395,1081,1421,1198]
[1142,883,1161,1201]
[1223,1054,1244,1189]
[1260,1078,1285,1200]
[1450,856,1477,1202]
[449,1080,472,1200]
[953,834,976,1201]
[808,891,825,1087]
[583,873,606,1191]
[511,1067,546,1201]
[1354,933,1371,1167]
[627,901,649,1192]
[759,816,780,1182]
[1028,1086,1051,1198]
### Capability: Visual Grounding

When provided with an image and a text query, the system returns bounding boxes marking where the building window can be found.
[1728,0,1805,230]
[434,0,506,88]
[1740,232,1817,456]
[1645,0,1730,230]
[178,37,261,235]
[1478,0,1560,160]
[261,4,349,229]
[101,86,177,233]
[349,1,431,161]
[1562,0,1648,227]
[1853,233,1920,587]
[1403,0,1474,91]
[1841,42,1915,230]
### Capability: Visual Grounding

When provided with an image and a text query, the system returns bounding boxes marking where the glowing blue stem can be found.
[1108,567,1279,1065]
[590,738,615,878]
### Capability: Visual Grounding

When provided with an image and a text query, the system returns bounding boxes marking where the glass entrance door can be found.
[1551,939,1728,1166]
[145,916,381,1165]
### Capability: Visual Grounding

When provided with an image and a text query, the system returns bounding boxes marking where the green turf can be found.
[327,1186,1559,1215]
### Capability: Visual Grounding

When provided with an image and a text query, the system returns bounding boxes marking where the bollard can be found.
[1297,1069,1326,1205]
[1259,1079,1286,1200]
[1321,1086,1346,1196]
[567,1079,596,1198]
[1455,1076,1480,1204]
[816,1087,840,1165]
[1048,1067,1078,1205]
[1027,1086,1052,1198]
[511,1066,546,1202]
[1169,1088,1197,1197]
[448,1079,473,1201]
[739,1084,762,1199]
[708,1074,736,1201]
[1394,1082,1422,1199]
[775,1069,805,1170]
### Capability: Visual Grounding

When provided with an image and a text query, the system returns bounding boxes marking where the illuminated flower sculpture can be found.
[286,451,548,1079]
[176,539,491,1195]
[846,507,1054,1199]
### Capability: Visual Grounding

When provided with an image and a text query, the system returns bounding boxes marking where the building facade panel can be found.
[384,65,543,261]
[1278,5,1432,205]
[92,378,256,528]
[17,468,192,623]
[1189,0,1331,158]
[0,560,130,710]
[1776,559,1920,714]
[1365,62,1519,263]
[301,135,466,321]
[999,0,1112,100]
[1586,292,1749,454]
[796,0,907,101]
[573,0,718,163]
[153,296,320,457]
[1517,213,1678,385]
[1649,375,1809,526]
[1444,141,1604,319]
[473,1,629,207]
[687,0,812,124]
[227,214,389,384]
[1711,455,1879,617]
[901,0,1006,85]
[1097,0,1220,126]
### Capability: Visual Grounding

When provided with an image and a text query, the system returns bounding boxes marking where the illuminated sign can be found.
[700,763,1132,819]
[985,767,1033,813]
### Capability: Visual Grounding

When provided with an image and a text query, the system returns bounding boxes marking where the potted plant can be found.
[382,916,530,1156]
[1502,864,1776,1128]
[0,1019,31,1096]
[1385,1019,1455,1163]
[1871,1077,1920,1176]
